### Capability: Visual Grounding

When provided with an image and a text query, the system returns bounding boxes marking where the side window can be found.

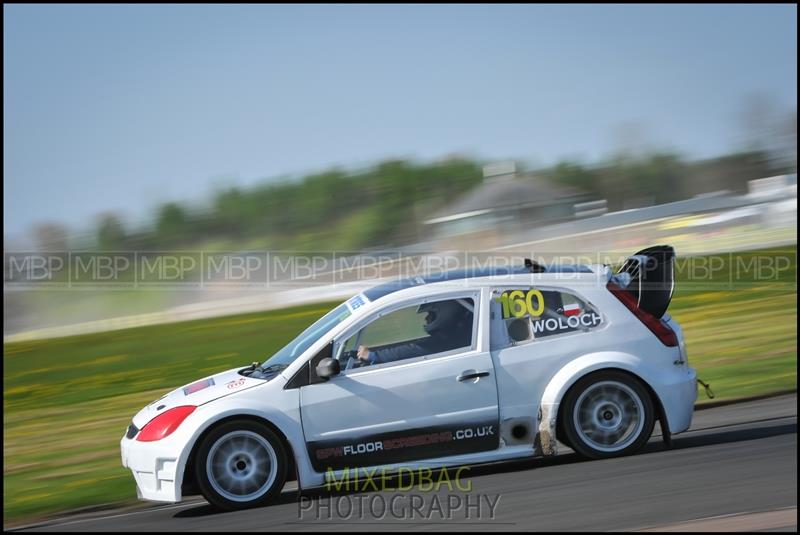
[338,297,475,369]
[361,306,429,348]
[489,288,602,350]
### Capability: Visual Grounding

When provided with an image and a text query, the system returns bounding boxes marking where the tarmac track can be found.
[15,394,798,532]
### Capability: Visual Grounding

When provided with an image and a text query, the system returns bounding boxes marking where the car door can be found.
[299,290,500,472]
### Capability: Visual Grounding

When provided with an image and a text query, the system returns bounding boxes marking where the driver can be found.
[356,300,472,365]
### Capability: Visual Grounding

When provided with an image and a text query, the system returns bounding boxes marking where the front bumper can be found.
[120,434,183,503]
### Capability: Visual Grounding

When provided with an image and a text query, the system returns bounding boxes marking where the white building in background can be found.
[746,174,797,199]
[423,161,590,240]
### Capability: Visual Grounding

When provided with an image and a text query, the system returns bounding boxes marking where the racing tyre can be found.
[562,371,655,459]
[195,420,288,510]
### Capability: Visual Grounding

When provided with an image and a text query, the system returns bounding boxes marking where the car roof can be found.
[362,264,596,302]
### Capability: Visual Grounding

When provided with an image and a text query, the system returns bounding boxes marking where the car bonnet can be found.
[131,367,268,429]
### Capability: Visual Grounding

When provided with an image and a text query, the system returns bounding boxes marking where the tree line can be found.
[84,148,795,253]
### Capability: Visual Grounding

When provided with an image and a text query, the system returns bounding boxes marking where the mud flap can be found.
[655,396,673,449]
[536,404,559,456]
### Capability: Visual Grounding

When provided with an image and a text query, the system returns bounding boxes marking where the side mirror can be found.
[315,357,341,380]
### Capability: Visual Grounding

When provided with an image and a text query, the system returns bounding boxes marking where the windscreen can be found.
[261,303,352,368]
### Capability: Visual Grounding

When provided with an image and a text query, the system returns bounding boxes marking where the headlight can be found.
[136,406,196,442]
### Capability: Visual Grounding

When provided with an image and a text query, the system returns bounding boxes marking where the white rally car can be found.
[121,245,697,510]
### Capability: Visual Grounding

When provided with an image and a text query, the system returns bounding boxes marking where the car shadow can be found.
[173,419,796,519]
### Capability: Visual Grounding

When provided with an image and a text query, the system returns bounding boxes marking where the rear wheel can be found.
[562,371,655,459]
[195,420,288,510]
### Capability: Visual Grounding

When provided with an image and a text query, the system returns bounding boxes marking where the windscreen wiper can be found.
[260,363,288,373]
[242,362,288,378]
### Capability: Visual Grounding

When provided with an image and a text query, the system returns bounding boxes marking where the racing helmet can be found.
[418,300,465,334]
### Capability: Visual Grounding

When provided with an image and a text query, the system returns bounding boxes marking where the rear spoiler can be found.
[614,245,676,318]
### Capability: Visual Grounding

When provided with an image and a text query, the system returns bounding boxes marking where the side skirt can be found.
[299,445,538,491]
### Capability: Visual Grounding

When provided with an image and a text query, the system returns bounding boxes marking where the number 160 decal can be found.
[496,289,545,319]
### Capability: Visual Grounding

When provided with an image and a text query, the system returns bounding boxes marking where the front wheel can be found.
[562,371,655,459]
[195,420,288,510]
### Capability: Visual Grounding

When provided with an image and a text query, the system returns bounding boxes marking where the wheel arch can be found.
[554,368,669,449]
[537,352,670,456]
[180,412,299,499]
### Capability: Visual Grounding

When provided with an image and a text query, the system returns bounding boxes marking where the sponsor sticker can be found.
[496,289,545,319]
[226,378,246,389]
[308,422,498,471]
[346,293,369,312]
[532,312,602,335]
[313,425,496,460]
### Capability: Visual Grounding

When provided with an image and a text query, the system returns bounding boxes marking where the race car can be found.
[121,245,697,510]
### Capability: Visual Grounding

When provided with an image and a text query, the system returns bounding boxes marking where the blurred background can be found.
[3,3,797,524]
[4,4,797,338]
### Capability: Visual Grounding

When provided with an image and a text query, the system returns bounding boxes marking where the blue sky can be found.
[3,4,797,239]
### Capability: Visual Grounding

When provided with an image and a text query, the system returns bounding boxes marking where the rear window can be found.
[490,287,603,350]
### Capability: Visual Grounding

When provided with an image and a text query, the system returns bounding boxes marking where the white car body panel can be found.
[130,368,267,429]
[121,264,697,503]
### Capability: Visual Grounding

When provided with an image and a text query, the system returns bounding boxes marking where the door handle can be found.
[457,370,490,382]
